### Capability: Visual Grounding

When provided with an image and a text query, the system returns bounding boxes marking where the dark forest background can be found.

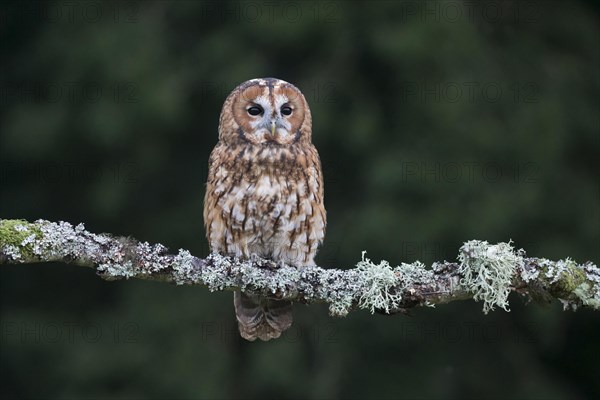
[1,1,598,399]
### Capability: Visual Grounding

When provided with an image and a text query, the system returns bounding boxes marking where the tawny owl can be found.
[204,78,326,341]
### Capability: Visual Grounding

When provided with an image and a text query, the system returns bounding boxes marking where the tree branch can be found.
[1,219,598,315]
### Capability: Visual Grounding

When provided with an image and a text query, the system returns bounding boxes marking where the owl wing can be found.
[203,142,233,254]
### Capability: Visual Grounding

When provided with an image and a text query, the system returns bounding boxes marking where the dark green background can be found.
[1,1,598,399]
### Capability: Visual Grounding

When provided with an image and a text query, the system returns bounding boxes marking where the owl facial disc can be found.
[225,78,310,146]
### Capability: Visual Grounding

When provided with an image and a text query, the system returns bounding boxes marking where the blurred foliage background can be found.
[1,1,598,399]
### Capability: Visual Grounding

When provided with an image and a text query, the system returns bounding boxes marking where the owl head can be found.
[218,78,312,146]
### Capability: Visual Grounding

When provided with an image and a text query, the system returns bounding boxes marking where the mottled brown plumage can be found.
[204,78,326,341]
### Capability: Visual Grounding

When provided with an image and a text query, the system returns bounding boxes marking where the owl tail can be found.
[233,291,293,341]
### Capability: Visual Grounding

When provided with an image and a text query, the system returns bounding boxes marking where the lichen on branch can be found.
[1,218,598,315]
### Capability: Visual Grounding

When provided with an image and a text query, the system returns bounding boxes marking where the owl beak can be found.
[271,121,276,137]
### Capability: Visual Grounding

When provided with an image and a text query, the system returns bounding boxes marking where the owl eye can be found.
[280,105,293,116]
[247,105,263,116]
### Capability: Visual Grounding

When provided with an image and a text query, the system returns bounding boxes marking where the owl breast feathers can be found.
[203,78,326,341]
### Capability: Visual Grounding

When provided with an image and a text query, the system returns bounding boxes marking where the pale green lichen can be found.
[326,254,439,316]
[356,251,403,314]
[529,257,599,310]
[267,266,301,294]
[97,260,136,279]
[572,283,599,309]
[322,268,361,317]
[458,240,521,314]
[32,220,102,262]
[197,252,303,296]
[171,249,200,285]
[398,261,434,286]
[2,244,22,260]
[534,257,586,292]
[568,262,600,310]
[519,259,541,283]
